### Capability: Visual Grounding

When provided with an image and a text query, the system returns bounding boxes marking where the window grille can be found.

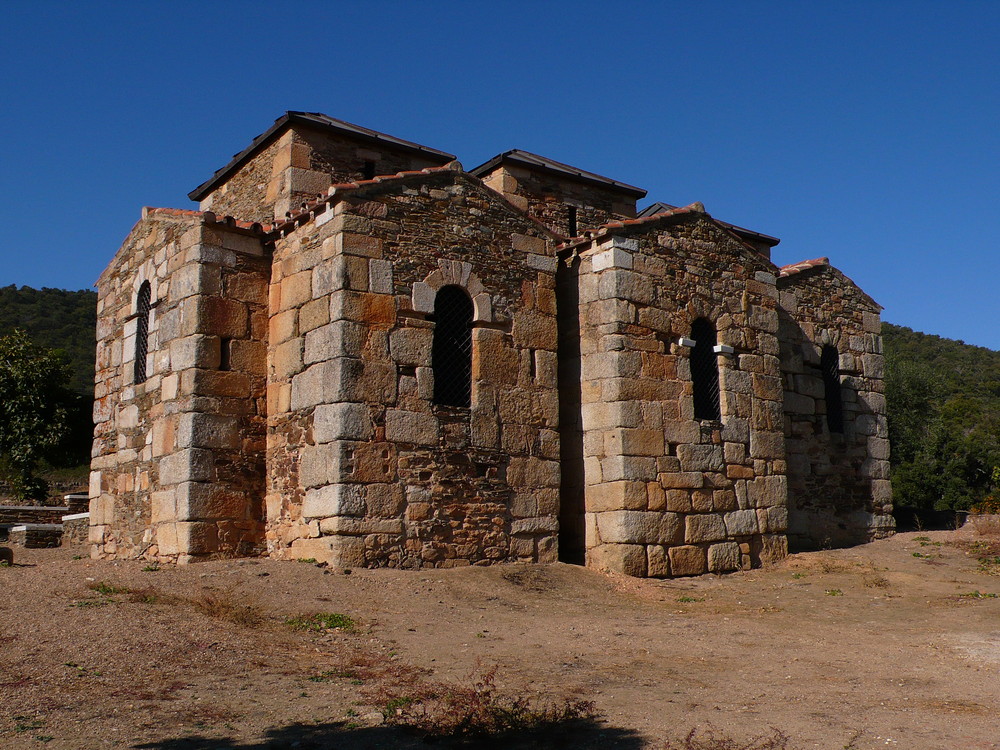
[432,285,473,407]
[134,281,151,385]
[821,345,843,433]
[690,318,721,421]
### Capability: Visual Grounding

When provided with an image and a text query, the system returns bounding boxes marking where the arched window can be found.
[134,281,151,385]
[432,285,473,407]
[690,318,721,421]
[821,345,843,433]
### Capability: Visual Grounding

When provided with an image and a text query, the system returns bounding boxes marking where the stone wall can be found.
[777,263,894,549]
[564,210,789,578]
[199,126,449,225]
[90,209,269,563]
[479,165,637,236]
[264,168,561,569]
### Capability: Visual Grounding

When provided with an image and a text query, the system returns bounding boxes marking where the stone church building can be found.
[89,111,893,576]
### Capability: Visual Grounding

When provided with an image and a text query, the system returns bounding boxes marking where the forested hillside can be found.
[883,323,1000,511]
[0,285,97,395]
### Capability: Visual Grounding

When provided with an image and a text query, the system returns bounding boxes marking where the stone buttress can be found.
[777,259,894,548]
[90,208,269,562]
[558,206,789,578]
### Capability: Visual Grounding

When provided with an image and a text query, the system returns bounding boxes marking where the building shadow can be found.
[133,716,647,750]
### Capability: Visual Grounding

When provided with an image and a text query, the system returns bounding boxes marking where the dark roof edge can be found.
[638,202,780,247]
[469,149,648,198]
[188,111,456,202]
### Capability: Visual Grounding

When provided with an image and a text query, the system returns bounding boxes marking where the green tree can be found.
[0,329,72,501]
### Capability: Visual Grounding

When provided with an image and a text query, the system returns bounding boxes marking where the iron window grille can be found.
[691,318,721,421]
[431,285,473,408]
[133,281,151,385]
[821,345,844,433]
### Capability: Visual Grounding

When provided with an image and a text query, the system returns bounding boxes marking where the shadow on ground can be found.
[133,717,645,749]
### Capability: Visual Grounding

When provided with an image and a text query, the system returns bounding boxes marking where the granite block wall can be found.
[777,263,894,549]
[264,169,562,568]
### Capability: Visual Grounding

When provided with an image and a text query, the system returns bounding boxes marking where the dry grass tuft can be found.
[365,664,595,740]
[661,726,791,749]
[189,590,265,628]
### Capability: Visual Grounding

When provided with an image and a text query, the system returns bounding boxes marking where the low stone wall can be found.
[9,524,63,548]
[61,513,90,545]
[0,506,67,524]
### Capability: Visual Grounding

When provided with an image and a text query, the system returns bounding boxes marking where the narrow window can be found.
[690,318,721,421]
[219,337,232,371]
[567,206,578,236]
[362,160,376,180]
[821,345,843,433]
[432,285,473,407]
[133,281,151,384]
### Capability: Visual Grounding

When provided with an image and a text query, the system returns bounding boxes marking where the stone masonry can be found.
[90,111,892,574]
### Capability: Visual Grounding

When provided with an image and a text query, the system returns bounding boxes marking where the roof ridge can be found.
[557,202,705,250]
[778,257,829,277]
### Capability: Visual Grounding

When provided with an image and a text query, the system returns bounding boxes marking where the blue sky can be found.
[1,1,997,348]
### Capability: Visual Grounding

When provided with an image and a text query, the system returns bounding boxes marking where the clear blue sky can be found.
[1,2,997,348]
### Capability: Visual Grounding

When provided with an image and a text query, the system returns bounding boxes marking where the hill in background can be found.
[0,285,97,396]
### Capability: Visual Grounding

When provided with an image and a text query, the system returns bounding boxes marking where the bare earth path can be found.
[1,529,998,749]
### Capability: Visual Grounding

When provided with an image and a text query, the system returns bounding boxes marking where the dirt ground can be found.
[1,529,999,750]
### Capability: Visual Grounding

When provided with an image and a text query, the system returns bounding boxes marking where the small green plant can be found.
[13,716,45,733]
[88,581,125,595]
[677,596,704,603]
[72,555,84,560]
[70,598,110,608]
[914,536,931,542]
[296,557,318,564]
[825,589,843,596]
[791,572,807,579]
[142,563,160,572]
[957,591,998,599]
[286,612,355,632]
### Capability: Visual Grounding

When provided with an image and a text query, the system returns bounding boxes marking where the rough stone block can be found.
[176,482,248,522]
[708,542,741,573]
[685,513,727,544]
[389,327,432,367]
[176,521,219,556]
[302,484,366,519]
[659,472,703,489]
[313,402,373,443]
[170,335,220,371]
[176,413,240,450]
[158,448,215,484]
[587,481,647,512]
[747,475,787,508]
[668,545,707,577]
[723,509,758,537]
[588,543,647,577]
[508,457,560,488]
[647,545,670,577]
[601,455,657,483]
[385,409,438,446]
[604,428,664,457]
[677,444,724,472]
[596,510,682,545]
[749,430,784,459]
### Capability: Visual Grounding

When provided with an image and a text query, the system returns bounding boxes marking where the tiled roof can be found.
[638,201,780,248]
[188,111,456,202]
[266,162,559,242]
[778,257,829,278]
[469,149,647,198]
[144,206,272,233]
[558,203,704,250]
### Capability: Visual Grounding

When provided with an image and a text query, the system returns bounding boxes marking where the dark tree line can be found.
[883,324,1000,511]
